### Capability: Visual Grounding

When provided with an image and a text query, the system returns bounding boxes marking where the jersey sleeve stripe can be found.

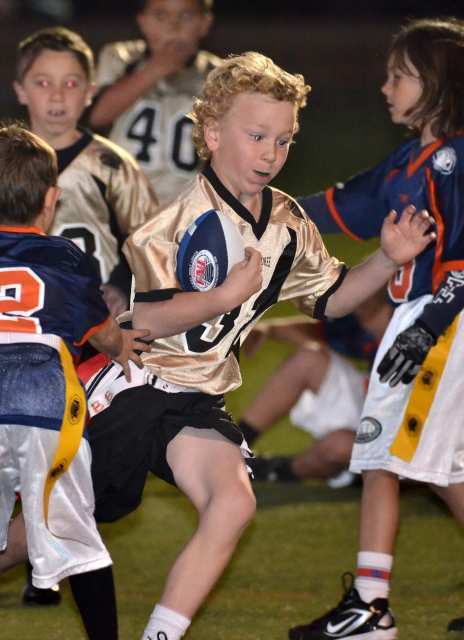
[313,264,349,320]
[325,187,363,242]
[74,315,112,347]
[134,288,182,302]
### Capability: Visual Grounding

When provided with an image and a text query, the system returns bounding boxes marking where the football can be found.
[176,209,245,291]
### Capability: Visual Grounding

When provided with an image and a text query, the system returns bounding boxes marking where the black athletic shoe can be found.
[248,456,300,482]
[22,583,61,606]
[288,573,397,639]
[448,617,464,632]
[22,562,61,606]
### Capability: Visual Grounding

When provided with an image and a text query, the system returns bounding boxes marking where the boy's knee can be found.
[295,343,328,369]
[321,430,355,465]
[220,487,256,531]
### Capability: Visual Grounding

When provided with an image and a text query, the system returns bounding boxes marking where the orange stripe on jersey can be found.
[74,315,112,347]
[441,260,464,272]
[325,187,363,242]
[407,139,443,178]
[425,168,447,292]
[0,225,44,235]
[386,168,400,182]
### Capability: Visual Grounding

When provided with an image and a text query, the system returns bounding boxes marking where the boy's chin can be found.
[151,39,196,56]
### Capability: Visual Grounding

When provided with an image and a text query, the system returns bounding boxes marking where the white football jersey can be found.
[50,130,158,284]
[124,165,346,395]
[96,40,220,204]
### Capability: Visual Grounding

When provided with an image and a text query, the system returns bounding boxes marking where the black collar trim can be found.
[56,128,93,174]
[202,164,272,240]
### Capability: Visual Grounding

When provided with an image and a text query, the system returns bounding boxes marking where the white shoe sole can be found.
[336,628,397,640]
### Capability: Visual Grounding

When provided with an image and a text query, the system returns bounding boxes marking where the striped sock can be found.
[355,551,393,603]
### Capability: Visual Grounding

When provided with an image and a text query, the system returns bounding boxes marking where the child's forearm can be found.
[325,249,396,318]
[89,317,123,358]
[132,287,243,340]
[131,247,263,339]
[90,66,162,128]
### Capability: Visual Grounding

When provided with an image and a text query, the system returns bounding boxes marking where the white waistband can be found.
[0,332,62,350]
[149,375,200,394]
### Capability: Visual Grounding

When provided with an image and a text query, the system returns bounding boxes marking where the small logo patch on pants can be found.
[355,417,382,443]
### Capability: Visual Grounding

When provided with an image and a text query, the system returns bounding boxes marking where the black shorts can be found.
[88,384,242,523]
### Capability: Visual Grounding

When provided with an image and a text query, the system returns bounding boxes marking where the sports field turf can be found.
[2,49,461,636]
[2,325,463,639]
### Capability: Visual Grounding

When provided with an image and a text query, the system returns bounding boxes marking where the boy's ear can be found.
[42,185,61,232]
[13,81,28,106]
[203,118,220,152]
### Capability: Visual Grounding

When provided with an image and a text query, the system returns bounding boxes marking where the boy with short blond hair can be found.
[0,123,149,639]
[90,0,219,204]
[14,26,159,318]
[87,51,434,640]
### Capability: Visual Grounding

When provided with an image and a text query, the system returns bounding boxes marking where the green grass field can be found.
[2,321,464,639]
[0,35,460,634]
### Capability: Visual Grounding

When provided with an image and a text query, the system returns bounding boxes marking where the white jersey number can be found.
[56,224,107,283]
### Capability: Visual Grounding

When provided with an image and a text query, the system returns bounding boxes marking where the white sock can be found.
[355,551,393,603]
[141,604,191,640]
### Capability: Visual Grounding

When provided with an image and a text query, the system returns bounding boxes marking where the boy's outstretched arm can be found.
[89,317,150,380]
[133,247,262,340]
[325,205,435,317]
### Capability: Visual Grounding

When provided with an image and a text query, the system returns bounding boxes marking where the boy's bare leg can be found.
[242,343,329,432]
[359,469,400,553]
[163,430,255,615]
[0,513,27,572]
[141,429,255,639]
[291,429,355,479]
[430,482,464,526]
[345,469,400,606]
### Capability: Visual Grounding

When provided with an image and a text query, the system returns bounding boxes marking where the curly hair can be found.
[190,51,311,160]
[389,17,464,138]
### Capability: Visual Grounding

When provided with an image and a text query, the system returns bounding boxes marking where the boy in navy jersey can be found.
[0,125,149,638]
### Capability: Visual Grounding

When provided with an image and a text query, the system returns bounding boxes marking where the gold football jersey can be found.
[124,166,346,395]
[50,130,158,284]
[96,41,221,205]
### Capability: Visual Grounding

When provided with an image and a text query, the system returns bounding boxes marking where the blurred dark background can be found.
[2,0,464,200]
